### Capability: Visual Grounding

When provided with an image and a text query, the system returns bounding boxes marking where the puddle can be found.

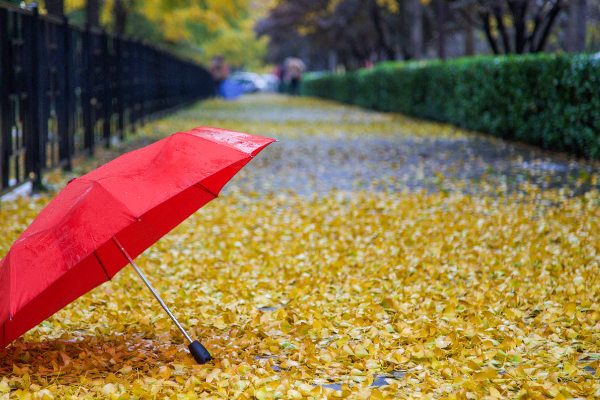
[314,371,405,391]
[258,307,280,312]
[520,161,571,172]
[1,182,32,201]
[254,354,406,389]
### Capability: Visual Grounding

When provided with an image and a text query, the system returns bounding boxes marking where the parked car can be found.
[260,74,280,92]
[228,72,266,93]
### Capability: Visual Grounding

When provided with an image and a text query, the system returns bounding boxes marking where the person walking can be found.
[208,55,230,97]
[284,57,306,96]
[275,63,285,93]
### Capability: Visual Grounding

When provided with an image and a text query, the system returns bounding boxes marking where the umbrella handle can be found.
[111,237,213,364]
[189,340,213,364]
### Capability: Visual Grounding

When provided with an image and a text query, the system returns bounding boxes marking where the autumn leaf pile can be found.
[1,94,600,399]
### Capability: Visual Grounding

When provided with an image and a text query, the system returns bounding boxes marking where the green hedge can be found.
[302,54,600,159]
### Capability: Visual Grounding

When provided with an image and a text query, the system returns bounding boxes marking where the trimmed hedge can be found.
[302,54,600,159]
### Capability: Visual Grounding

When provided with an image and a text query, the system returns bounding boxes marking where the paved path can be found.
[178,94,600,198]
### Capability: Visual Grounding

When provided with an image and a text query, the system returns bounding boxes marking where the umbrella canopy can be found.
[0,127,275,349]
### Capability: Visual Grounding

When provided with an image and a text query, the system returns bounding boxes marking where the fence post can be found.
[82,24,94,154]
[101,31,110,148]
[139,44,147,125]
[131,38,140,129]
[116,36,124,140]
[0,6,9,191]
[59,15,72,170]
[29,4,43,190]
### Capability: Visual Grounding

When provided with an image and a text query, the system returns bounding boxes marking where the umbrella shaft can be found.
[130,261,194,344]
[112,238,193,344]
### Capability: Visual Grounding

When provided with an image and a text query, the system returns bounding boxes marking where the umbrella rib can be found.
[194,183,218,198]
[93,251,111,281]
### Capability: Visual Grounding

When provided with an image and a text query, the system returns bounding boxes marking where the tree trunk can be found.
[87,0,100,27]
[533,2,563,52]
[492,5,511,53]
[328,50,337,72]
[481,12,500,55]
[463,7,475,56]
[370,1,395,61]
[46,0,64,16]
[436,0,446,59]
[114,0,128,35]
[409,0,423,59]
[576,0,588,52]
[567,0,587,53]
[348,35,368,66]
[509,1,528,53]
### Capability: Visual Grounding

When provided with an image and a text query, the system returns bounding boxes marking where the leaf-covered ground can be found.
[1,94,600,399]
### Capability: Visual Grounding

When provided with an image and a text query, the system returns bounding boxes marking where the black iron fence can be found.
[0,1,214,195]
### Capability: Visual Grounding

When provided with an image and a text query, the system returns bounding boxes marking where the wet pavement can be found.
[232,135,600,197]
[178,94,600,198]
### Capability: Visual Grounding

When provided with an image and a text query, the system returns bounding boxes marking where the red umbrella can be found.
[0,127,275,364]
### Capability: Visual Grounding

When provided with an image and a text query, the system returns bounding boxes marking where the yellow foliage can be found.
[377,0,430,12]
[64,0,85,14]
[199,22,268,69]
[61,0,267,68]
[377,0,399,13]
[328,0,343,13]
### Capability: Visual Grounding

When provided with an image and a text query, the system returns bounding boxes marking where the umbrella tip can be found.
[189,340,213,364]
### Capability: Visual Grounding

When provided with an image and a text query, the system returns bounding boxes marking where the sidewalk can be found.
[193,94,600,197]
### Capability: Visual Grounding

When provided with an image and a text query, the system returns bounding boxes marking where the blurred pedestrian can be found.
[284,57,306,96]
[274,63,285,93]
[208,55,230,97]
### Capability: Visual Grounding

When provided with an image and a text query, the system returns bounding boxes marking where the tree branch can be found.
[507,0,528,53]
[370,0,395,61]
[481,12,500,54]
[533,1,565,52]
[526,0,555,51]
[455,7,484,30]
[492,5,512,53]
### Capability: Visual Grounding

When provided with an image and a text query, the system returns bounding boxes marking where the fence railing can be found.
[0,1,214,195]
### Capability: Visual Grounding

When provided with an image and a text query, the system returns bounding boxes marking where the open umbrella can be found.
[0,127,275,364]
